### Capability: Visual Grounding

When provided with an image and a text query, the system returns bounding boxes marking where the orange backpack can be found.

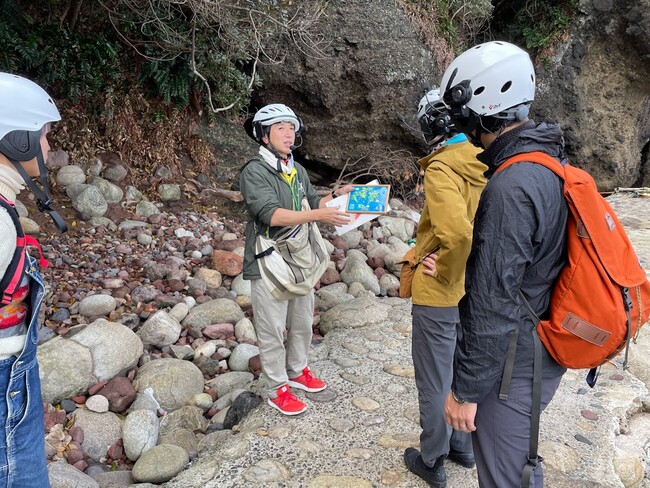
[497,151,650,488]
[497,151,650,371]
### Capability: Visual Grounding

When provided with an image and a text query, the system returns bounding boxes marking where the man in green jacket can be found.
[239,103,351,416]
[404,89,487,488]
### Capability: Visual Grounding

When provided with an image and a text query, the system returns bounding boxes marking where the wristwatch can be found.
[331,190,338,199]
[452,391,467,405]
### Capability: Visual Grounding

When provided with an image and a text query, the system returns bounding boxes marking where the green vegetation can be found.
[0,0,327,116]
[491,0,580,57]
[398,0,494,69]
[516,1,579,51]
[0,0,329,178]
[399,0,580,68]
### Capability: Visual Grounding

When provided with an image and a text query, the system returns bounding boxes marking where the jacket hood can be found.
[478,121,565,178]
[418,141,486,186]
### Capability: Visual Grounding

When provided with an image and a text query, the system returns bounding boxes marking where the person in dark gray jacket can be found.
[416,42,569,488]
[240,103,351,416]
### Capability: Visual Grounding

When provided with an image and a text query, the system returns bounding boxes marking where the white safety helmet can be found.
[0,72,67,233]
[440,41,535,123]
[416,88,444,122]
[0,72,61,161]
[252,103,302,142]
[416,88,454,146]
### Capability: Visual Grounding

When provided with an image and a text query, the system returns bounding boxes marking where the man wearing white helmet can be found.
[432,42,569,487]
[403,88,487,488]
[0,72,65,486]
[239,103,352,415]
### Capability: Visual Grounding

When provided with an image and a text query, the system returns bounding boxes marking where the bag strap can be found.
[497,151,565,179]
[521,328,544,488]
[510,290,543,488]
[0,196,26,306]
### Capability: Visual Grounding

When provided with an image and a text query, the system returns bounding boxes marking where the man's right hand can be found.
[318,206,352,226]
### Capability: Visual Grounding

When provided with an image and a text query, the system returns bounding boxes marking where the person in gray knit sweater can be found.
[0,72,63,487]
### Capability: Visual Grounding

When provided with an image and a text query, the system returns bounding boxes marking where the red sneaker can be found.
[267,385,306,416]
[288,366,327,392]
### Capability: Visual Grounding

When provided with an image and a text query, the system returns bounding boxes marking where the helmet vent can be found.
[500,81,512,93]
[474,86,485,95]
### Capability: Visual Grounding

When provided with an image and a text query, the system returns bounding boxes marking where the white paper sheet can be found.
[325,179,391,235]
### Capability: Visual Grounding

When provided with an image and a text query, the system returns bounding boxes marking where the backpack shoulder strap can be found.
[0,195,26,306]
[497,151,566,179]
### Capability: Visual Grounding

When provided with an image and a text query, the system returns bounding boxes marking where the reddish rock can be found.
[205,387,218,402]
[215,239,245,252]
[335,259,346,272]
[367,256,385,269]
[115,245,132,254]
[374,267,386,279]
[66,448,84,465]
[112,288,129,301]
[320,268,341,285]
[211,250,243,277]
[43,409,67,433]
[168,279,185,292]
[72,460,88,472]
[331,236,349,253]
[71,395,86,404]
[69,426,84,444]
[186,238,203,251]
[387,288,400,297]
[98,377,137,413]
[206,407,219,418]
[107,442,123,461]
[203,323,235,340]
[248,354,262,373]
[581,409,599,421]
[610,373,624,381]
[88,380,108,396]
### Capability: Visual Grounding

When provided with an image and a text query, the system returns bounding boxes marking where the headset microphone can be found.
[290,134,303,151]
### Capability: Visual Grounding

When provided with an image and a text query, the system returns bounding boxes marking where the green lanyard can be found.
[289,176,301,211]
[281,171,301,211]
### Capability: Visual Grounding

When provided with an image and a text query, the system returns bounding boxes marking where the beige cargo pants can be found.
[250,279,314,398]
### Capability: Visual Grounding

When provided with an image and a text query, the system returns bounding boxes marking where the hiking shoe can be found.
[447,448,475,469]
[404,448,447,488]
[267,385,306,416]
[287,366,327,392]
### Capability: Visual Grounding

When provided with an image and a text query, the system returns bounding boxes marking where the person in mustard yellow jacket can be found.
[404,88,487,488]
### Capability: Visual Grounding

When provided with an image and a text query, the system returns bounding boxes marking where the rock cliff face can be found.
[534,0,650,190]
[253,0,437,172]
[210,0,650,191]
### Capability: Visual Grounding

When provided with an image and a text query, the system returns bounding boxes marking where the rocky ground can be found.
[16,154,650,488]
[161,194,650,488]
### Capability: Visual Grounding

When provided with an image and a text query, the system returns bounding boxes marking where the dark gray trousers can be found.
[412,305,473,467]
[473,375,563,488]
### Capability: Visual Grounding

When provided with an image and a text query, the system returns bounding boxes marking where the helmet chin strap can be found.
[262,143,287,172]
[9,152,68,233]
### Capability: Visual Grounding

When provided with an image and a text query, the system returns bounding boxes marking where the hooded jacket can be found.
[453,121,569,403]
[411,138,487,307]
[239,154,322,280]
